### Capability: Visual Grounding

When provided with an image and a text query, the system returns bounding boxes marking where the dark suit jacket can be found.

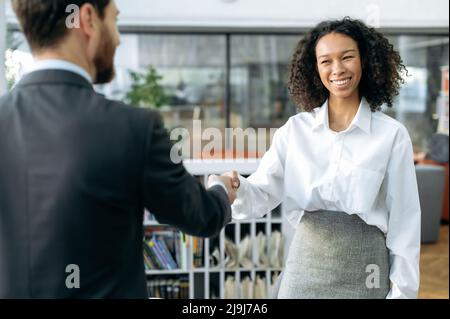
[0,70,231,298]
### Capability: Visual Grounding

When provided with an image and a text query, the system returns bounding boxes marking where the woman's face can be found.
[315,33,362,100]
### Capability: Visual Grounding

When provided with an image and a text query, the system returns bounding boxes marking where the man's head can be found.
[12,0,120,84]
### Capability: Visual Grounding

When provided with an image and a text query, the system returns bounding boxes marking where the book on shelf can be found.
[142,206,284,299]
[143,228,189,270]
[147,276,189,299]
[240,276,253,299]
[224,275,236,299]
[192,237,204,268]
[220,232,284,270]
[224,237,239,269]
[209,246,220,268]
[143,240,161,269]
[143,211,201,271]
[255,231,269,267]
[254,275,267,299]
[143,228,284,271]
[152,236,178,270]
[238,235,253,269]
[224,274,268,299]
[144,210,157,224]
[143,211,208,269]
[268,230,284,268]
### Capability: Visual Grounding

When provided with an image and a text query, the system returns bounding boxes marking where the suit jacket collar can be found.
[16,69,93,89]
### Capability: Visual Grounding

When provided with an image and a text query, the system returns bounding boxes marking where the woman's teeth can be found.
[332,78,351,86]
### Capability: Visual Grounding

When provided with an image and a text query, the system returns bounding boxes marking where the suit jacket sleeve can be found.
[142,112,231,237]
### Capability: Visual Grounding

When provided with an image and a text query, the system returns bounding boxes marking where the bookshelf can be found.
[143,159,288,299]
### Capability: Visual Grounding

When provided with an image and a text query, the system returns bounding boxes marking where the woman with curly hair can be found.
[210,17,421,299]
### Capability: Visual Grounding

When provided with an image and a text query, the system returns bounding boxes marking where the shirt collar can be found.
[312,97,372,134]
[29,59,93,84]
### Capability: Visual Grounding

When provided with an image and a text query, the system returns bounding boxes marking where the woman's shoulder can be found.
[285,109,318,127]
[371,110,412,144]
[268,112,313,143]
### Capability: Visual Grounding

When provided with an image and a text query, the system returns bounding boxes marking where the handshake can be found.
[208,170,241,204]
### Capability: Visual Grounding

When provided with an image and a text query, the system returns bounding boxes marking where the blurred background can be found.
[1,0,448,155]
[0,0,448,299]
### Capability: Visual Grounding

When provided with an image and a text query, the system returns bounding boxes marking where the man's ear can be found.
[79,3,100,39]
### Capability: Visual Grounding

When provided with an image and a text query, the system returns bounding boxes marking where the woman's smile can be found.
[330,76,352,89]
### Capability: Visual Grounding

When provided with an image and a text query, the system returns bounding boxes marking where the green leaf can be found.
[124,65,169,108]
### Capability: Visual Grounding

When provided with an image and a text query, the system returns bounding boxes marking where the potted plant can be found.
[125,65,169,108]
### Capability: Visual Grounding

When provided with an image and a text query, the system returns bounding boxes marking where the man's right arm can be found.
[142,113,231,237]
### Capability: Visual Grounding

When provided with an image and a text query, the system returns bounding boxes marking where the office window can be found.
[98,33,227,130]
[5,28,448,155]
[230,35,300,131]
[226,35,301,155]
[387,35,449,152]
[97,34,227,159]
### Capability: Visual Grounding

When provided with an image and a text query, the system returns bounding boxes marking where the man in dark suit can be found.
[0,0,235,298]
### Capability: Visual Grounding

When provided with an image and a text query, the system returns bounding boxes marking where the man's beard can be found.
[93,27,116,85]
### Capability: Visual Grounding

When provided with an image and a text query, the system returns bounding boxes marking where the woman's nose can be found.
[331,61,346,76]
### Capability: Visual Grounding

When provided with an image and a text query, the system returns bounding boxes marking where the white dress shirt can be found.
[28,59,93,83]
[232,97,421,299]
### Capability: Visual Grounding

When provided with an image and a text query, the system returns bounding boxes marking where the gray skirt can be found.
[276,210,390,299]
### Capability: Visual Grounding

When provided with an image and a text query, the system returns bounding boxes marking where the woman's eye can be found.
[343,56,354,60]
[321,60,330,64]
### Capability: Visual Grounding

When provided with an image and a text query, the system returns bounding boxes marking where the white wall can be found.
[5,0,450,30]
[114,0,449,29]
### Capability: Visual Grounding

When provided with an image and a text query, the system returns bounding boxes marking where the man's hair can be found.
[12,0,111,51]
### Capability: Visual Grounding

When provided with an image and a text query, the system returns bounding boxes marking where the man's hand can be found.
[224,170,240,189]
[208,171,239,204]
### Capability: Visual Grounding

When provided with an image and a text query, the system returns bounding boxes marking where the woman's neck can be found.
[327,94,361,132]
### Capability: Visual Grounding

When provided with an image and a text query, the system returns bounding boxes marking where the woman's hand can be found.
[226,170,240,190]
[207,171,240,204]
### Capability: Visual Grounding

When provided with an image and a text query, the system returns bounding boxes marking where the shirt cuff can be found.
[236,175,248,198]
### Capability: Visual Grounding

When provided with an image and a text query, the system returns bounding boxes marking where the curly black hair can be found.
[288,17,408,112]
